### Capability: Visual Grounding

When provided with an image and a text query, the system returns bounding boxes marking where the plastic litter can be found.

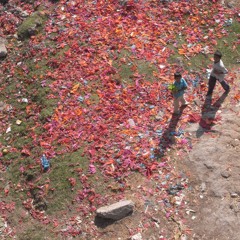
[166,184,184,195]
[21,98,28,103]
[224,18,233,26]
[41,154,50,172]
[206,69,212,80]
[192,76,200,88]
[128,118,136,127]
[77,96,84,102]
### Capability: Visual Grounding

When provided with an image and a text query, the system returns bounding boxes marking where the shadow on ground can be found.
[94,216,117,228]
[196,91,229,138]
[158,105,187,157]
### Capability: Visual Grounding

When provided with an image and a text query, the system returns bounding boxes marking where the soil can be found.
[182,106,240,237]
[183,88,240,240]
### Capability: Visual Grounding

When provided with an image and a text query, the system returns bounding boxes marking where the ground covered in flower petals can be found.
[0,0,240,239]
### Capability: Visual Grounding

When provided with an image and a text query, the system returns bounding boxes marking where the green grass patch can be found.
[43,148,89,214]
[17,11,48,40]
[167,18,240,72]
[39,107,55,122]
[137,59,158,82]
[214,21,240,67]
[5,156,34,191]
[113,49,158,83]
[0,152,21,167]
[16,223,57,240]
[119,62,134,82]
[11,121,28,136]
[13,136,33,150]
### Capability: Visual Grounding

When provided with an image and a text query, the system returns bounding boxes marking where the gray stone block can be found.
[0,38,7,58]
[96,200,134,220]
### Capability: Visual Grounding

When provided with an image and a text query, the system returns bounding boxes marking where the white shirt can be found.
[210,59,228,82]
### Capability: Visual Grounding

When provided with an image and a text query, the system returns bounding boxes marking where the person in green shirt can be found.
[172,72,189,115]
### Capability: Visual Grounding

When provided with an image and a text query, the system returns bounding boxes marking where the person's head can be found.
[174,72,182,82]
[214,50,222,63]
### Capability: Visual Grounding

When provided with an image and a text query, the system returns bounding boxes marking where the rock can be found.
[230,193,238,198]
[96,200,134,220]
[0,44,7,57]
[0,217,6,232]
[200,182,206,192]
[221,170,231,178]
[131,233,142,240]
[227,1,235,8]
[204,163,214,170]
[230,202,240,213]
[0,38,7,58]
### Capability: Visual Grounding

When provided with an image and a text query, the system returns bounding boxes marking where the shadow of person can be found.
[158,106,186,157]
[196,91,229,138]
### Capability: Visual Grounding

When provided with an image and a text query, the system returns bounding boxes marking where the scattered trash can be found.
[6,126,11,133]
[170,129,184,136]
[0,1,239,239]
[131,44,136,53]
[224,18,233,26]
[21,98,28,103]
[77,96,84,102]
[186,209,196,215]
[166,184,184,195]
[16,120,22,125]
[128,118,136,127]
[206,69,212,79]
[2,148,9,155]
[41,154,50,172]
[131,233,142,240]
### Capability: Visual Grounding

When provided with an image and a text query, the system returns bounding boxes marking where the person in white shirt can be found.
[206,50,230,96]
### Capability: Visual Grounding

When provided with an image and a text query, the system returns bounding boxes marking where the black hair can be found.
[174,72,182,78]
[214,50,222,58]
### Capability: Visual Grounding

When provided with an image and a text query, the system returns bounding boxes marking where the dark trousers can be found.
[207,75,230,96]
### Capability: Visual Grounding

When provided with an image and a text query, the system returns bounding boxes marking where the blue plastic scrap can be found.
[41,154,50,171]
[170,129,184,136]
[192,76,200,88]
[77,96,84,102]
[166,184,184,195]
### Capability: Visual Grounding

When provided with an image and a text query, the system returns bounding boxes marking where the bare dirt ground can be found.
[186,118,240,240]
[182,83,240,239]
